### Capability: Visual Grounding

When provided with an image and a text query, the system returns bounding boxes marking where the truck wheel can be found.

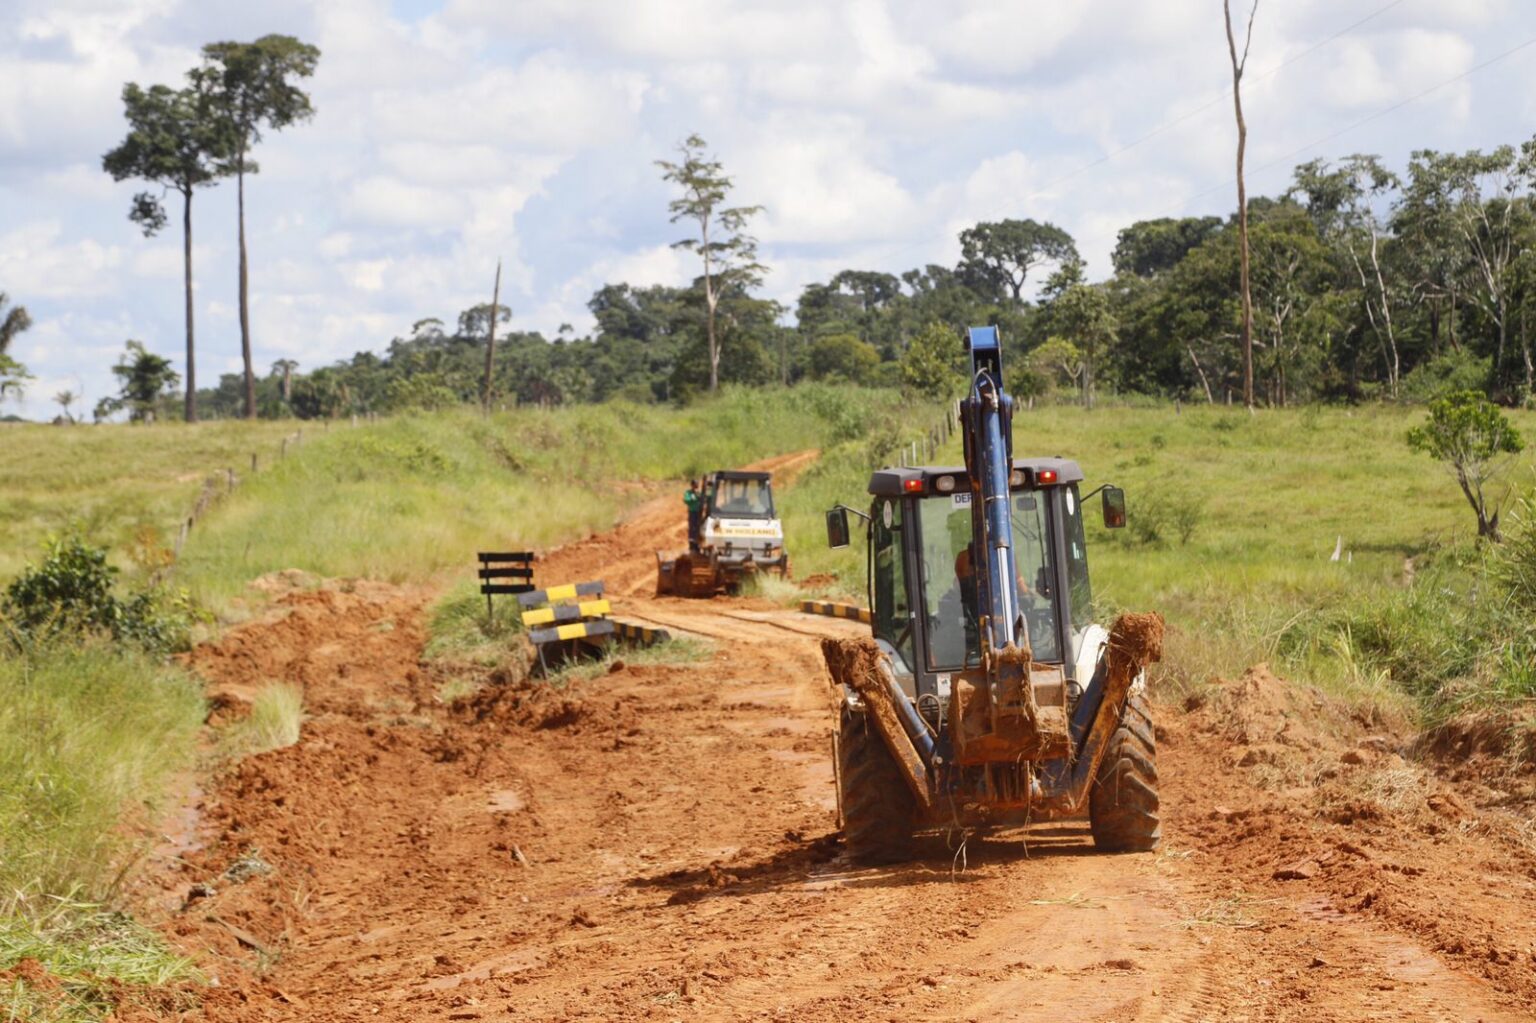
[1089,693,1161,852]
[838,706,915,864]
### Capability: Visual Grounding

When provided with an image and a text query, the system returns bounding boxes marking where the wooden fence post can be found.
[250,452,258,473]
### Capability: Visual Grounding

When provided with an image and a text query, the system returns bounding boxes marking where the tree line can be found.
[190,133,1531,419]
[9,123,1536,423]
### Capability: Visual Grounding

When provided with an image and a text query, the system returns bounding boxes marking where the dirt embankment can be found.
[106,451,1534,1022]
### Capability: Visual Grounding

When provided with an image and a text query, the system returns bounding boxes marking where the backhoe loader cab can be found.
[826,461,1126,736]
[819,325,1161,864]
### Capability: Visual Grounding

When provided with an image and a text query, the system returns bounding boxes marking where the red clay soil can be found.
[127,452,1535,1022]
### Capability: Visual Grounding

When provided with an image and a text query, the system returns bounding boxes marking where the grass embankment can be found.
[1,385,940,1018]
[775,403,1536,722]
[175,386,927,609]
[0,646,204,1018]
[0,420,297,581]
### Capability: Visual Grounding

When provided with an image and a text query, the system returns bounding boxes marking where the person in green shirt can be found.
[684,479,702,552]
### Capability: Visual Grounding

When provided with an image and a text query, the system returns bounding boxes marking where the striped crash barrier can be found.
[518,582,611,645]
[800,600,873,624]
[517,582,671,649]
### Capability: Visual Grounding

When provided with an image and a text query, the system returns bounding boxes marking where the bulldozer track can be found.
[154,451,1536,1022]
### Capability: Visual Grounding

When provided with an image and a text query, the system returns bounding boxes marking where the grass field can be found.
[776,402,1536,715]
[0,419,298,581]
[174,386,937,608]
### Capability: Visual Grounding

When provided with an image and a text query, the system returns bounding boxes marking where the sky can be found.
[1,0,1533,419]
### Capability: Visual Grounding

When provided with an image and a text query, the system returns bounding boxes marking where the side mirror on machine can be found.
[826,507,851,549]
[1102,486,1127,529]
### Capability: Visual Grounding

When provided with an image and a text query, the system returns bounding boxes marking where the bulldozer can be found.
[656,470,790,598]
[822,326,1164,863]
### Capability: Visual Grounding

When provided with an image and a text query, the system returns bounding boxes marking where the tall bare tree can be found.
[202,35,320,420]
[482,260,502,412]
[657,134,764,392]
[1225,0,1258,409]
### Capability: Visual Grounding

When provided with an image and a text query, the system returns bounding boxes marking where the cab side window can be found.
[1063,484,1093,630]
[871,499,914,670]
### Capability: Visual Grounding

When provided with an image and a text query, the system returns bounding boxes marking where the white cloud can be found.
[4,0,1536,420]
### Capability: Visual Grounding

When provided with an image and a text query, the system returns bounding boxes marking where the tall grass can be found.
[175,386,916,608]
[0,641,205,1018]
[0,420,297,580]
[774,402,1536,712]
[0,644,204,902]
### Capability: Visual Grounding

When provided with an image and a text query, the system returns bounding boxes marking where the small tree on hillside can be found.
[54,390,78,423]
[900,322,964,399]
[657,134,765,392]
[96,341,181,423]
[806,334,880,384]
[1407,390,1524,540]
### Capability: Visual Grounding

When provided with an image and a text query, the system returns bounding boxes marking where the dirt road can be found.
[142,451,1536,1022]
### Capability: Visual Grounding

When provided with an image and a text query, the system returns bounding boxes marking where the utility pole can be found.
[1225,0,1258,410]
[482,259,501,414]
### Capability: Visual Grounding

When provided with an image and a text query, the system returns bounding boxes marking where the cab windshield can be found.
[915,491,1062,669]
[709,477,774,518]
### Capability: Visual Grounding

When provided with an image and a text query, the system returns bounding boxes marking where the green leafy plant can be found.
[2,536,196,652]
[1407,390,1524,540]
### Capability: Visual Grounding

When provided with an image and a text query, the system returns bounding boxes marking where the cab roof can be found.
[867,457,1084,497]
[712,470,772,482]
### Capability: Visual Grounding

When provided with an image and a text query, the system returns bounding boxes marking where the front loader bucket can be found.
[656,551,722,599]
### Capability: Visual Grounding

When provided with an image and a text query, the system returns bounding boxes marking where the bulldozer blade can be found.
[654,552,677,597]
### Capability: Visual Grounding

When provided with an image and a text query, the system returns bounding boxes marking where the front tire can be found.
[1089,693,1161,852]
[837,706,915,864]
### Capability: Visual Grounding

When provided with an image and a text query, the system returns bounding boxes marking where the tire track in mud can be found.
[144,451,1533,1022]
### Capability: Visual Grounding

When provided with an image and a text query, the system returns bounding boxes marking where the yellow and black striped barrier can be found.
[800,600,873,625]
[518,582,671,655]
[611,620,671,646]
[519,581,612,648]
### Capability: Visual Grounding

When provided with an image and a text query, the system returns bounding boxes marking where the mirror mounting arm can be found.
[833,504,873,524]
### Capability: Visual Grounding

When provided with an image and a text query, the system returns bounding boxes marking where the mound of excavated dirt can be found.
[451,677,640,736]
[186,587,430,716]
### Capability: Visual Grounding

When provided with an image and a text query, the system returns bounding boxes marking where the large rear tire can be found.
[837,706,915,864]
[1089,693,1161,852]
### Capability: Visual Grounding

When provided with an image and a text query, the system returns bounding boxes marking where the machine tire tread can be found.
[1090,693,1161,853]
[838,707,915,864]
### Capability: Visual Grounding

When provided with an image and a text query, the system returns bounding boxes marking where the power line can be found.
[1034,0,1409,194]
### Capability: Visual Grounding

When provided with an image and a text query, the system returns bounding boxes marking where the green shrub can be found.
[1401,349,1491,402]
[1129,491,1204,546]
[2,536,197,653]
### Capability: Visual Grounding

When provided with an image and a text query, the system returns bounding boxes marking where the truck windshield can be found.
[710,477,773,518]
[916,492,1061,669]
